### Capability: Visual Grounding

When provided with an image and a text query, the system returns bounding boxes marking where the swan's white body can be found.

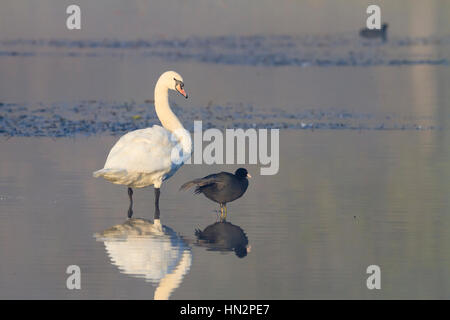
[93,71,191,189]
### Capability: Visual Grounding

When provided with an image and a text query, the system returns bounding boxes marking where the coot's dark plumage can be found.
[359,23,388,41]
[180,168,251,219]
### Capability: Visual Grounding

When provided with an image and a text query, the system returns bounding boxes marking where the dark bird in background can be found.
[195,221,251,258]
[180,168,251,220]
[360,23,388,42]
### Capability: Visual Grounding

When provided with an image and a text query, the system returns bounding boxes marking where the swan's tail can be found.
[93,168,127,179]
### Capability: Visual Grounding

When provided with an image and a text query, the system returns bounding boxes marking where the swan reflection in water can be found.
[195,220,251,258]
[94,218,191,300]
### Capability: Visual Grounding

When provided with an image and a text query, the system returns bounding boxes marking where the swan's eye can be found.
[174,78,183,88]
[174,78,188,98]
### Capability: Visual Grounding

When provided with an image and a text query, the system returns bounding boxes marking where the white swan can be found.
[93,71,192,219]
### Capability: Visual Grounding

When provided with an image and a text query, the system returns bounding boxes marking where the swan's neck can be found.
[154,83,184,133]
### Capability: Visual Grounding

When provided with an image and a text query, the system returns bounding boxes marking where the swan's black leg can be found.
[154,187,160,220]
[127,187,133,219]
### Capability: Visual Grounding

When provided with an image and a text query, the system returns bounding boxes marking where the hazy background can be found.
[0,0,448,39]
[1,0,450,299]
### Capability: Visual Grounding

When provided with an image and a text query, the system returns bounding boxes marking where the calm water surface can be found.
[1,129,450,299]
[1,0,450,299]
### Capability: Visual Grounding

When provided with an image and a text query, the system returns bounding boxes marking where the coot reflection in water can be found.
[195,220,251,258]
[94,218,191,300]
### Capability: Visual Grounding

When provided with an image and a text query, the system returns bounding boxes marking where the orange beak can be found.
[176,84,188,99]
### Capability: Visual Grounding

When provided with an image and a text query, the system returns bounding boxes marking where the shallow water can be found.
[1,129,450,299]
[2,0,450,299]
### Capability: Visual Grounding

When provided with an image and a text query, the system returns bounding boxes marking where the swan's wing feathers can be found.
[93,168,127,178]
[103,126,174,173]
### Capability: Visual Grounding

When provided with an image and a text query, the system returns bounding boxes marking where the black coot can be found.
[180,168,251,219]
[359,23,388,41]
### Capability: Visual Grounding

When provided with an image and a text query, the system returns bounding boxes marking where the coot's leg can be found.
[219,203,223,220]
[154,187,161,220]
[127,187,133,219]
[223,204,228,220]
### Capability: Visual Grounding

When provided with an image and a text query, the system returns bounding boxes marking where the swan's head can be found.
[158,71,188,99]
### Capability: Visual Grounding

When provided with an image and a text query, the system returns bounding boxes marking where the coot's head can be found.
[235,168,251,179]
[382,23,388,31]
